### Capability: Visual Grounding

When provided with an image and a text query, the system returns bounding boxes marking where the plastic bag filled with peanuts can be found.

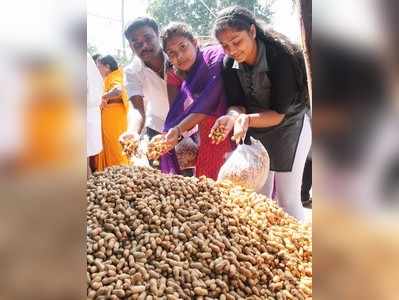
[175,136,198,170]
[217,137,269,191]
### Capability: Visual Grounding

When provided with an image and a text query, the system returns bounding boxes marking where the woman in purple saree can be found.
[160,22,232,180]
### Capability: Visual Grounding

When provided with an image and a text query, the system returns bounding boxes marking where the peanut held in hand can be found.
[120,137,139,161]
[209,125,225,144]
[147,134,170,161]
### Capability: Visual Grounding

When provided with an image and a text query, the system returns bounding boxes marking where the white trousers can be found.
[260,114,312,222]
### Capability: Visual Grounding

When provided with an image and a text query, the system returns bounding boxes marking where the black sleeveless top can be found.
[222,40,308,172]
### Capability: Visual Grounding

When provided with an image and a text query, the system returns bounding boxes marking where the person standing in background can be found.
[95,55,129,171]
[86,53,103,175]
[91,53,101,65]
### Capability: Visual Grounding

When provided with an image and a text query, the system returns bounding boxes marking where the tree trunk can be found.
[299,0,312,107]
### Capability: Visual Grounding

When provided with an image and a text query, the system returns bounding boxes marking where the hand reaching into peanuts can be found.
[147,134,170,161]
[164,127,180,149]
[119,131,140,144]
[119,131,140,160]
[209,115,235,144]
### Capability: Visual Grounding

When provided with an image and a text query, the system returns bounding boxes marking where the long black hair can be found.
[213,6,309,103]
[161,22,196,50]
[98,55,118,72]
[92,53,102,62]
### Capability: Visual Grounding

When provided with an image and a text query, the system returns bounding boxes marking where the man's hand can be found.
[119,131,140,144]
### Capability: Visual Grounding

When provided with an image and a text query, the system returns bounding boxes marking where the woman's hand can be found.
[209,115,235,144]
[100,94,109,109]
[232,114,250,144]
[119,131,140,144]
[165,127,180,150]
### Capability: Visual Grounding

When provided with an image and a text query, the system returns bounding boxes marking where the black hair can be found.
[124,17,159,39]
[98,55,118,72]
[161,22,195,50]
[213,6,308,103]
[213,6,294,51]
[92,54,101,62]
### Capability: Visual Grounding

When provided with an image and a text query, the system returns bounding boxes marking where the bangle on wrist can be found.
[175,126,183,142]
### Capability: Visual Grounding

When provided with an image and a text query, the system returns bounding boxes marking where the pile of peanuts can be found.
[87,166,312,299]
[209,126,225,144]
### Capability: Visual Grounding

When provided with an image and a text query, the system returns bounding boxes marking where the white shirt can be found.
[124,54,169,133]
[86,53,103,157]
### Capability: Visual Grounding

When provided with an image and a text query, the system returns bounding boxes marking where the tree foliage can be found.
[147,0,276,36]
[114,50,133,67]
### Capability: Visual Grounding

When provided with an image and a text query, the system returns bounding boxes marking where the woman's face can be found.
[97,62,110,78]
[165,36,197,72]
[216,25,257,64]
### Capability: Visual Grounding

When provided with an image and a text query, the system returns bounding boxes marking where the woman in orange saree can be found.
[95,55,129,171]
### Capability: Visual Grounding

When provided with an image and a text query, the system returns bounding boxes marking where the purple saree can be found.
[160,45,227,174]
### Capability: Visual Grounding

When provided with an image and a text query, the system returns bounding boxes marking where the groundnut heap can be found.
[87,166,312,300]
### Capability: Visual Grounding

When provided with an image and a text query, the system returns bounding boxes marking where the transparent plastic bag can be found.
[175,136,198,170]
[217,137,269,191]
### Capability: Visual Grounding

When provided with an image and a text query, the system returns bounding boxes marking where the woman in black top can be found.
[210,6,311,221]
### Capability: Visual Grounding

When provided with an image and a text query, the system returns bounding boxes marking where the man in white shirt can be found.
[123,17,169,139]
[87,53,103,174]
